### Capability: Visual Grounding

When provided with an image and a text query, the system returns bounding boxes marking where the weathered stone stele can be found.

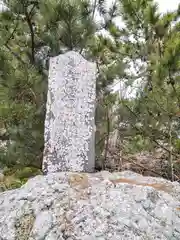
[43,51,96,174]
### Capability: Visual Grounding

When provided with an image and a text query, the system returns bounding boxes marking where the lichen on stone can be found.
[0,171,180,239]
[43,51,96,174]
[15,212,35,240]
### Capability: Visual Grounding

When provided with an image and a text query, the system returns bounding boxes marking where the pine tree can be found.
[0,0,125,170]
[115,0,180,179]
[1,0,179,181]
[0,0,97,168]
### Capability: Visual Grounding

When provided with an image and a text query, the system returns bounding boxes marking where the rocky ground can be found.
[0,170,180,240]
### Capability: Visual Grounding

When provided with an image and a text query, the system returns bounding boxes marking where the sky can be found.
[156,0,179,13]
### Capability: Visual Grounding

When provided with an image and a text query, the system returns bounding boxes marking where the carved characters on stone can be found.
[43,51,96,174]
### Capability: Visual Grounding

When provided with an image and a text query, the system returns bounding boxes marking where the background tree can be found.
[0,0,180,183]
[0,0,126,170]
[112,0,180,180]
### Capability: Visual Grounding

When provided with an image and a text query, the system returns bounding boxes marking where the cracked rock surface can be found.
[0,171,180,240]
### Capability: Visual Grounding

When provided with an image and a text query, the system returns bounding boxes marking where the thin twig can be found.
[107,148,163,177]
[25,9,35,63]
[92,0,97,19]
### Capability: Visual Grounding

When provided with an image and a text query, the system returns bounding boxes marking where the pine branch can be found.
[122,102,180,158]
[0,134,9,141]
[29,2,38,17]
[25,9,35,63]
[5,44,27,65]
[4,20,19,46]
[92,0,97,19]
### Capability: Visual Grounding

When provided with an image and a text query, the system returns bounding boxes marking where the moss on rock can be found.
[0,166,42,191]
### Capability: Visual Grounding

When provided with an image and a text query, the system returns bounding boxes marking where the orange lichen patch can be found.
[68,173,90,201]
[109,178,172,194]
[68,173,89,189]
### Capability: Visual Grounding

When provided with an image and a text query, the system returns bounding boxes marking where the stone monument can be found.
[43,51,96,174]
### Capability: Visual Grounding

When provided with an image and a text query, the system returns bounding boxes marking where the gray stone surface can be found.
[0,171,180,240]
[43,51,96,174]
